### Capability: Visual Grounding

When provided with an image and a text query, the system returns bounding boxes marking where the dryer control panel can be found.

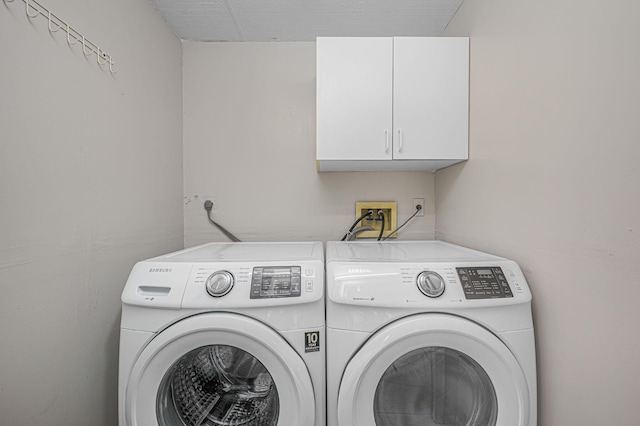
[456,267,513,299]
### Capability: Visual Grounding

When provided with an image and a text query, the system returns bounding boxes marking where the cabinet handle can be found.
[398,129,404,153]
[385,130,390,153]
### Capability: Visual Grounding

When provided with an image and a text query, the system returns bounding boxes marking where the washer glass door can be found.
[157,345,279,426]
[125,313,315,426]
[337,314,530,426]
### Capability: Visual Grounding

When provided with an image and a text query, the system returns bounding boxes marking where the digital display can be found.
[476,269,493,276]
[261,268,292,290]
[251,266,301,298]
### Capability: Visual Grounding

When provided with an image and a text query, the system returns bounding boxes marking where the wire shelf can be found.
[3,0,118,73]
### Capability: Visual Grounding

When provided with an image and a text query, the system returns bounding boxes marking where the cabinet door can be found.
[317,37,393,161]
[393,37,469,160]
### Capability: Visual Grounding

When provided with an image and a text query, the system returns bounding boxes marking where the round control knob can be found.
[206,271,234,297]
[416,271,445,298]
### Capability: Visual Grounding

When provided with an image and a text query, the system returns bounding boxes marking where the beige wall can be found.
[0,0,183,424]
[439,1,640,424]
[183,42,435,246]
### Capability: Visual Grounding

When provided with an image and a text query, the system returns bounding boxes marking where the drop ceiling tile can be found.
[148,0,464,41]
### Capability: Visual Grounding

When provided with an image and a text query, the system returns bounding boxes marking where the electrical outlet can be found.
[354,202,397,239]
[413,198,425,217]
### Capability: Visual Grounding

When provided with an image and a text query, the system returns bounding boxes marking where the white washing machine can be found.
[118,242,325,426]
[326,241,537,426]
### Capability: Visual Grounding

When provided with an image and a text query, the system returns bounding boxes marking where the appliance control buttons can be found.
[416,271,446,298]
[206,270,234,297]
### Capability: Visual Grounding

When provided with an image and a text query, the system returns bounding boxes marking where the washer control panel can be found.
[456,267,513,299]
[250,266,301,298]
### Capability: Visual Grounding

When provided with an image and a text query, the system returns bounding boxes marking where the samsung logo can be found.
[348,268,372,274]
[149,268,172,273]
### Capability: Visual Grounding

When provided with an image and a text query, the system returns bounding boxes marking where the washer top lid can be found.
[149,241,324,262]
[326,240,504,263]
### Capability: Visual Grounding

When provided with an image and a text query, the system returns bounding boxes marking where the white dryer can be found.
[326,241,537,426]
[119,242,325,426]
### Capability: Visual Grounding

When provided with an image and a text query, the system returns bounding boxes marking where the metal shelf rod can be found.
[4,0,118,73]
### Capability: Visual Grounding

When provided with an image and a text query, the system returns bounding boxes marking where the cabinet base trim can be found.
[316,159,467,172]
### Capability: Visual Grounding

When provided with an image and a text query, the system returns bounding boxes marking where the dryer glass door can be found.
[337,314,530,426]
[373,346,497,426]
[125,313,315,426]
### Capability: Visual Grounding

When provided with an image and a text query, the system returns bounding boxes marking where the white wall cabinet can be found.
[316,37,469,171]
